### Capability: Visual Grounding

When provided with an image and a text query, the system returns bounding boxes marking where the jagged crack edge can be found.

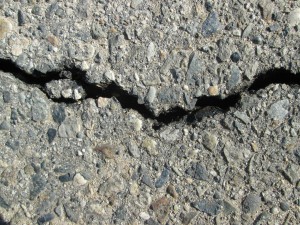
[1,58,300,129]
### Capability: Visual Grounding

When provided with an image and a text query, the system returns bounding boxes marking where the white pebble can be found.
[288,8,300,26]
[139,212,150,220]
[73,173,87,186]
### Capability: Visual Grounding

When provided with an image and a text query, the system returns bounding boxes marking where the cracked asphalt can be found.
[0,1,300,224]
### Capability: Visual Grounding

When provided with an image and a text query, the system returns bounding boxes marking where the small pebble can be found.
[18,10,26,26]
[73,173,88,186]
[94,144,115,159]
[208,86,219,96]
[0,17,12,39]
[231,52,241,62]
[167,185,178,198]
[288,8,300,27]
[139,212,150,220]
[279,202,289,211]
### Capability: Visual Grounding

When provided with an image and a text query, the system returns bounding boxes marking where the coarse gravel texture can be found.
[0,0,300,225]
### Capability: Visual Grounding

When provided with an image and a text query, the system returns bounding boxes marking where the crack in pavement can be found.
[1,58,300,130]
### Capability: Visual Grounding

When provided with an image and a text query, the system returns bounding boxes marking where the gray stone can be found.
[31,5,42,16]
[37,213,55,225]
[52,105,66,124]
[58,173,75,183]
[0,195,10,209]
[223,200,236,215]
[145,86,157,104]
[187,53,203,85]
[227,64,241,90]
[254,212,270,225]
[45,3,58,19]
[0,121,10,130]
[30,174,47,200]
[191,199,222,216]
[202,132,218,151]
[267,99,289,120]
[242,193,261,214]
[58,118,81,138]
[234,111,251,124]
[160,128,180,142]
[155,168,170,188]
[158,88,179,105]
[202,11,221,37]
[127,141,140,158]
[141,174,155,189]
[217,39,231,62]
[64,203,80,223]
[31,96,49,122]
[186,162,210,181]
[279,202,289,211]
[5,139,20,150]
[2,91,11,103]
[91,22,106,40]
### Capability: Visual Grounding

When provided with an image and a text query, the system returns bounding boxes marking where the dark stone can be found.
[37,213,55,225]
[145,218,160,225]
[252,36,263,44]
[59,173,74,182]
[191,199,223,216]
[5,139,20,151]
[10,108,19,122]
[231,52,241,63]
[18,10,26,26]
[52,105,66,124]
[279,202,289,211]
[202,11,221,37]
[205,1,213,12]
[47,128,56,144]
[94,53,102,63]
[155,168,170,188]
[30,174,47,200]
[2,91,11,103]
[186,162,210,181]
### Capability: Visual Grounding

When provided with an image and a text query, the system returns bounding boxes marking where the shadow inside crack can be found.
[248,68,300,91]
[0,214,10,225]
[0,58,300,130]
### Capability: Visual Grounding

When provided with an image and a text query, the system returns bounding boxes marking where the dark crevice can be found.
[0,214,10,225]
[248,68,300,91]
[1,58,300,130]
